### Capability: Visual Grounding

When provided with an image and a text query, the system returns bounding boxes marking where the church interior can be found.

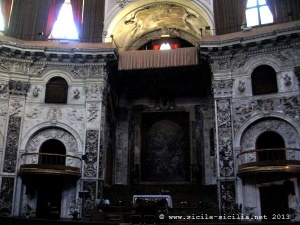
[0,0,300,224]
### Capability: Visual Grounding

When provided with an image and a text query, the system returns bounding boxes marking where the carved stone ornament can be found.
[234,95,300,134]
[241,119,298,161]
[216,99,234,177]
[154,97,175,111]
[3,116,21,172]
[70,65,88,78]
[32,86,41,97]
[283,74,292,86]
[26,107,40,119]
[237,80,245,93]
[212,80,233,97]
[9,100,23,117]
[73,88,80,99]
[8,80,30,96]
[87,103,99,122]
[47,107,62,124]
[82,181,96,218]
[83,130,99,177]
[85,84,102,101]
[67,108,83,121]
[0,177,15,215]
[220,181,236,215]
[0,82,8,98]
[26,128,78,165]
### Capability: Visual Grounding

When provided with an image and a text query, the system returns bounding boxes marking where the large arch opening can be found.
[39,139,66,165]
[256,131,285,161]
[35,139,67,219]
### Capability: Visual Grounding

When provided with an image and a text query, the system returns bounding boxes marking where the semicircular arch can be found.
[105,0,213,50]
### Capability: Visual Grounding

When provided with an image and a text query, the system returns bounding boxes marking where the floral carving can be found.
[9,100,23,117]
[87,104,99,121]
[216,99,234,177]
[83,130,99,177]
[85,84,102,101]
[212,80,233,97]
[3,116,21,172]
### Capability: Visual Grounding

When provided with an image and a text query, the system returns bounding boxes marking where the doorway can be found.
[256,131,285,161]
[35,139,66,219]
[260,185,289,221]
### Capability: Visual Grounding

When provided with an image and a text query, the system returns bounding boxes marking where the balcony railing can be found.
[19,153,82,177]
[237,148,300,177]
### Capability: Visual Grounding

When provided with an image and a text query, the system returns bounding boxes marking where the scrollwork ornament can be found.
[73,88,80,99]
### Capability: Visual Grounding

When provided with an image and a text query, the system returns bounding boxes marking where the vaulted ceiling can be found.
[106,1,213,50]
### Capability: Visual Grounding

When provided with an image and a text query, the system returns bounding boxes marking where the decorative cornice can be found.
[199,23,300,61]
[0,40,118,64]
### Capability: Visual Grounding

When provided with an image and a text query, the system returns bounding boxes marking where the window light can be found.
[246,0,273,27]
[160,43,171,50]
[0,7,4,31]
[49,0,78,40]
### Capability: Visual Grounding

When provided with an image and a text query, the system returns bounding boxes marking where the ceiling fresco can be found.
[112,3,211,50]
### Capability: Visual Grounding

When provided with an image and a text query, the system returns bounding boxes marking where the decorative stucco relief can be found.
[233,95,300,134]
[0,82,8,99]
[241,119,298,151]
[86,85,102,101]
[3,116,21,173]
[216,99,234,177]
[212,80,233,98]
[83,130,99,177]
[26,128,78,154]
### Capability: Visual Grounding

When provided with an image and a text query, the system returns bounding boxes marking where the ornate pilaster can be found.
[213,79,236,215]
[2,80,29,173]
[82,73,108,217]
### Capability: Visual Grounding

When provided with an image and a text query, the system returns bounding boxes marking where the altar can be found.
[133,195,173,208]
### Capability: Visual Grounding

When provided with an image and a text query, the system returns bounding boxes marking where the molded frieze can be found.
[233,95,300,135]
[216,99,234,177]
[83,130,99,177]
[3,116,21,173]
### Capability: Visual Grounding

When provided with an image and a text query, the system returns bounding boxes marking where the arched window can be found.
[45,77,68,103]
[246,0,274,27]
[48,0,79,40]
[39,139,66,165]
[251,65,278,95]
[256,131,285,161]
